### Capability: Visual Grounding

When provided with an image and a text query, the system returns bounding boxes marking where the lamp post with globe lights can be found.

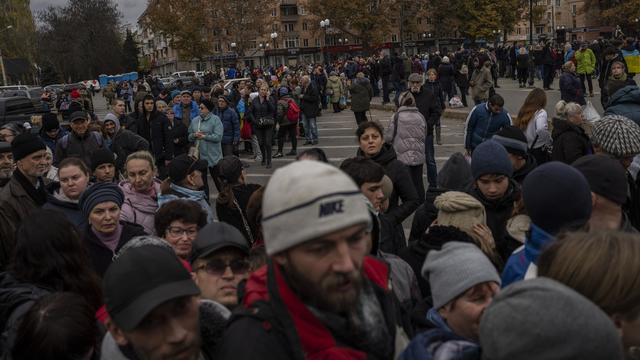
[320,19,330,65]
[270,32,278,66]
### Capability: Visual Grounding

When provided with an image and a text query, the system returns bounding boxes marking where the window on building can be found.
[536,26,543,34]
[285,37,299,48]
[426,17,432,24]
[214,42,221,52]
[248,40,257,49]
[405,32,413,40]
[303,22,308,30]
[303,38,309,47]
[391,34,398,42]
[284,23,295,32]
[555,0,560,6]
[272,8,276,16]
[315,38,321,46]
[298,5,305,15]
[272,23,278,31]
[417,18,422,25]
[571,4,577,14]
[516,28,521,35]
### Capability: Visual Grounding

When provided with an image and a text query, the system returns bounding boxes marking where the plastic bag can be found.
[449,96,464,108]
[582,101,600,123]
[339,95,347,109]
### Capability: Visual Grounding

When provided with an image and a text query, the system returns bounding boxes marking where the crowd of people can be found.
[0,34,638,359]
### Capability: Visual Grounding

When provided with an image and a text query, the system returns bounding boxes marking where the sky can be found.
[30,0,146,27]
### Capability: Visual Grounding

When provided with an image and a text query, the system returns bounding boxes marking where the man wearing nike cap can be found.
[102,244,207,359]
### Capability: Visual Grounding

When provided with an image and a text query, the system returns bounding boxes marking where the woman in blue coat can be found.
[213,96,240,157]
[189,99,224,193]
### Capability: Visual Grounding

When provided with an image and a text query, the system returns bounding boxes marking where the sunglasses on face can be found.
[195,258,249,276]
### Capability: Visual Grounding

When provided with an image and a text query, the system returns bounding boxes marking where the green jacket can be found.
[326,75,344,103]
[575,49,596,74]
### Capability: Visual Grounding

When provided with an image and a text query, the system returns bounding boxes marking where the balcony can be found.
[281,0,297,4]
[280,3,298,22]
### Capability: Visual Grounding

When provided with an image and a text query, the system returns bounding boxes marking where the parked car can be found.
[170,77,194,89]
[0,96,44,126]
[224,78,251,91]
[159,77,173,87]
[171,71,196,78]
[0,87,45,112]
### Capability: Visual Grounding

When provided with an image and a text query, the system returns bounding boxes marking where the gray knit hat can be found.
[593,114,640,157]
[480,277,624,360]
[262,160,372,256]
[421,242,500,309]
[79,182,125,218]
[408,73,423,83]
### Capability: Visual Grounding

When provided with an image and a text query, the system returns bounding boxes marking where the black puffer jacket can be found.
[0,273,50,359]
[470,180,520,263]
[54,130,104,167]
[551,117,593,165]
[128,111,174,165]
[358,144,419,254]
[83,221,147,278]
[512,154,537,185]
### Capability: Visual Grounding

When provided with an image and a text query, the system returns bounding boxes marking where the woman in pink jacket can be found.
[119,150,161,234]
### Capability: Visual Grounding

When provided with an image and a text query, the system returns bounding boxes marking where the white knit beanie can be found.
[262,161,372,256]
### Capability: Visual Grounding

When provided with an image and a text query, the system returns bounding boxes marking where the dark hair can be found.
[10,210,102,310]
[57,157,90,177]
[154,199,208,236]
[356,121,384,139]
[142,94,157,117]
[246,187,266,244]
[12,292,98,360]
[488,94,504,107]
[339,157,385,187]
[296,147,328,163]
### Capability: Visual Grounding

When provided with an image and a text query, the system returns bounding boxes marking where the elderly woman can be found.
[0,122,22,144]
[43,157,91,229]
[349,72,374,125]
[119,150,162,235]
[551,100,593,164]
[559,61,586,105]
[79,182,146,277]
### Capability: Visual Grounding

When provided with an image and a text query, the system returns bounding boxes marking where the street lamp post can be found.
[270,32,278,66]
[259,43,270,67]
[492,30,502,48]
[320,19,330,65]
[230,42,237,67]
[0,25,14,86]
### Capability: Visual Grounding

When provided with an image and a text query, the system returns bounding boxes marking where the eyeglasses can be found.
[166,226,198,238]
[195,258,249,276]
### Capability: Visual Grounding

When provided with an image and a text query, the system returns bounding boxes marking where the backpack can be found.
[286,99,300,123]
[60,131,104,150]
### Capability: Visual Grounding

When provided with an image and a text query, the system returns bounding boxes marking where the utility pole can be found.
[0,49,6,86]
[529,0,534,45]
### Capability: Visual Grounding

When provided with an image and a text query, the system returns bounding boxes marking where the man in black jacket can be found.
[391,53,406,105]
[103,113,149,174]
[129,95,174,178]
[408,73,441,188]
[55,111,103,167]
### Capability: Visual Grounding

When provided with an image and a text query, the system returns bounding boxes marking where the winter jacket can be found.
[574,48,597,74]
[326,75,344,103]
[216,184,261,244]
[0,173,47,270]
[423,81,446,111]
[391,56,406,82]
[471,182,520,263]
[0,273,51,359]
[42,184,87,230]
[275,95,296,127]
[119,180,161,235]
[83,221,146,278]
[502,224,554,287]
[605,85,640,126]
[470,62,493,102]
[408,152,473,245]
[513,154,537,185]
[54,130,104,167]
[173,100,200,126]
[412,87,441,135]
[385,106,426,166]
[216,258,408,359]
[188,112,224,168]
[248,96,276,130]
[300,83,320,118]
[111,129,149,173]
[167,119,189,156]
[559,71,585,105]
[214,107,240,145]
[358,144,419,253]
[551,118,593,165]
[516,54,529,69]
[464,103,512,151]
[157,183,216,224]
[128,112,174,165]
[40,127,68,164]
[437,64,455,88]
[349,78,373,112]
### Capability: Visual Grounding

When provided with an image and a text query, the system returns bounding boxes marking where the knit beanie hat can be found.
[42,113,60,132]
[11,133,46,161]
[492,126,528,158]
[91,148,116,172]
[523,162,592,235]
[79,182,125,218]
[422,242,500,309]
[278,87,289,96]
[480,277,624,360]
[572,154,627,206]
[201,99,215,112]
[471,140,513,179]
[593,114,640,158]
[103,113,121,134]
[262,160,372,256]
[434,191,487,241]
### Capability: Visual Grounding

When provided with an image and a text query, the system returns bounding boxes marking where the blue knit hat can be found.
[471,140,513,180]
[279,87,289,96]
[522,162,592,235]
[79,182,125,218]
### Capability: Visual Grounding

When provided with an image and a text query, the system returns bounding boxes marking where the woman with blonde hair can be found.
[551,100,592,164]
[538,231,640,359]
[119,150,161,234]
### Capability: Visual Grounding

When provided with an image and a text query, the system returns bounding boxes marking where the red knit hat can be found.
[70,89,80,99]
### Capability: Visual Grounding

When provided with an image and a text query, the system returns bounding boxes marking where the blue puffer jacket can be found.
[399,309,480,360]
[214,107,240,145]
[464,103,512,151]
[501,223,554,287]
[605,85,640,126]
[173,100,200,124]
[559,71,585,105]
[40,127,68,164]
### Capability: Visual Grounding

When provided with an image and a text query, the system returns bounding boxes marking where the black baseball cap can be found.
[217,156,245,184]
[190,222,249,264]
[69,111,87,122]
[103,245,200,331]
[168,154,208,183]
